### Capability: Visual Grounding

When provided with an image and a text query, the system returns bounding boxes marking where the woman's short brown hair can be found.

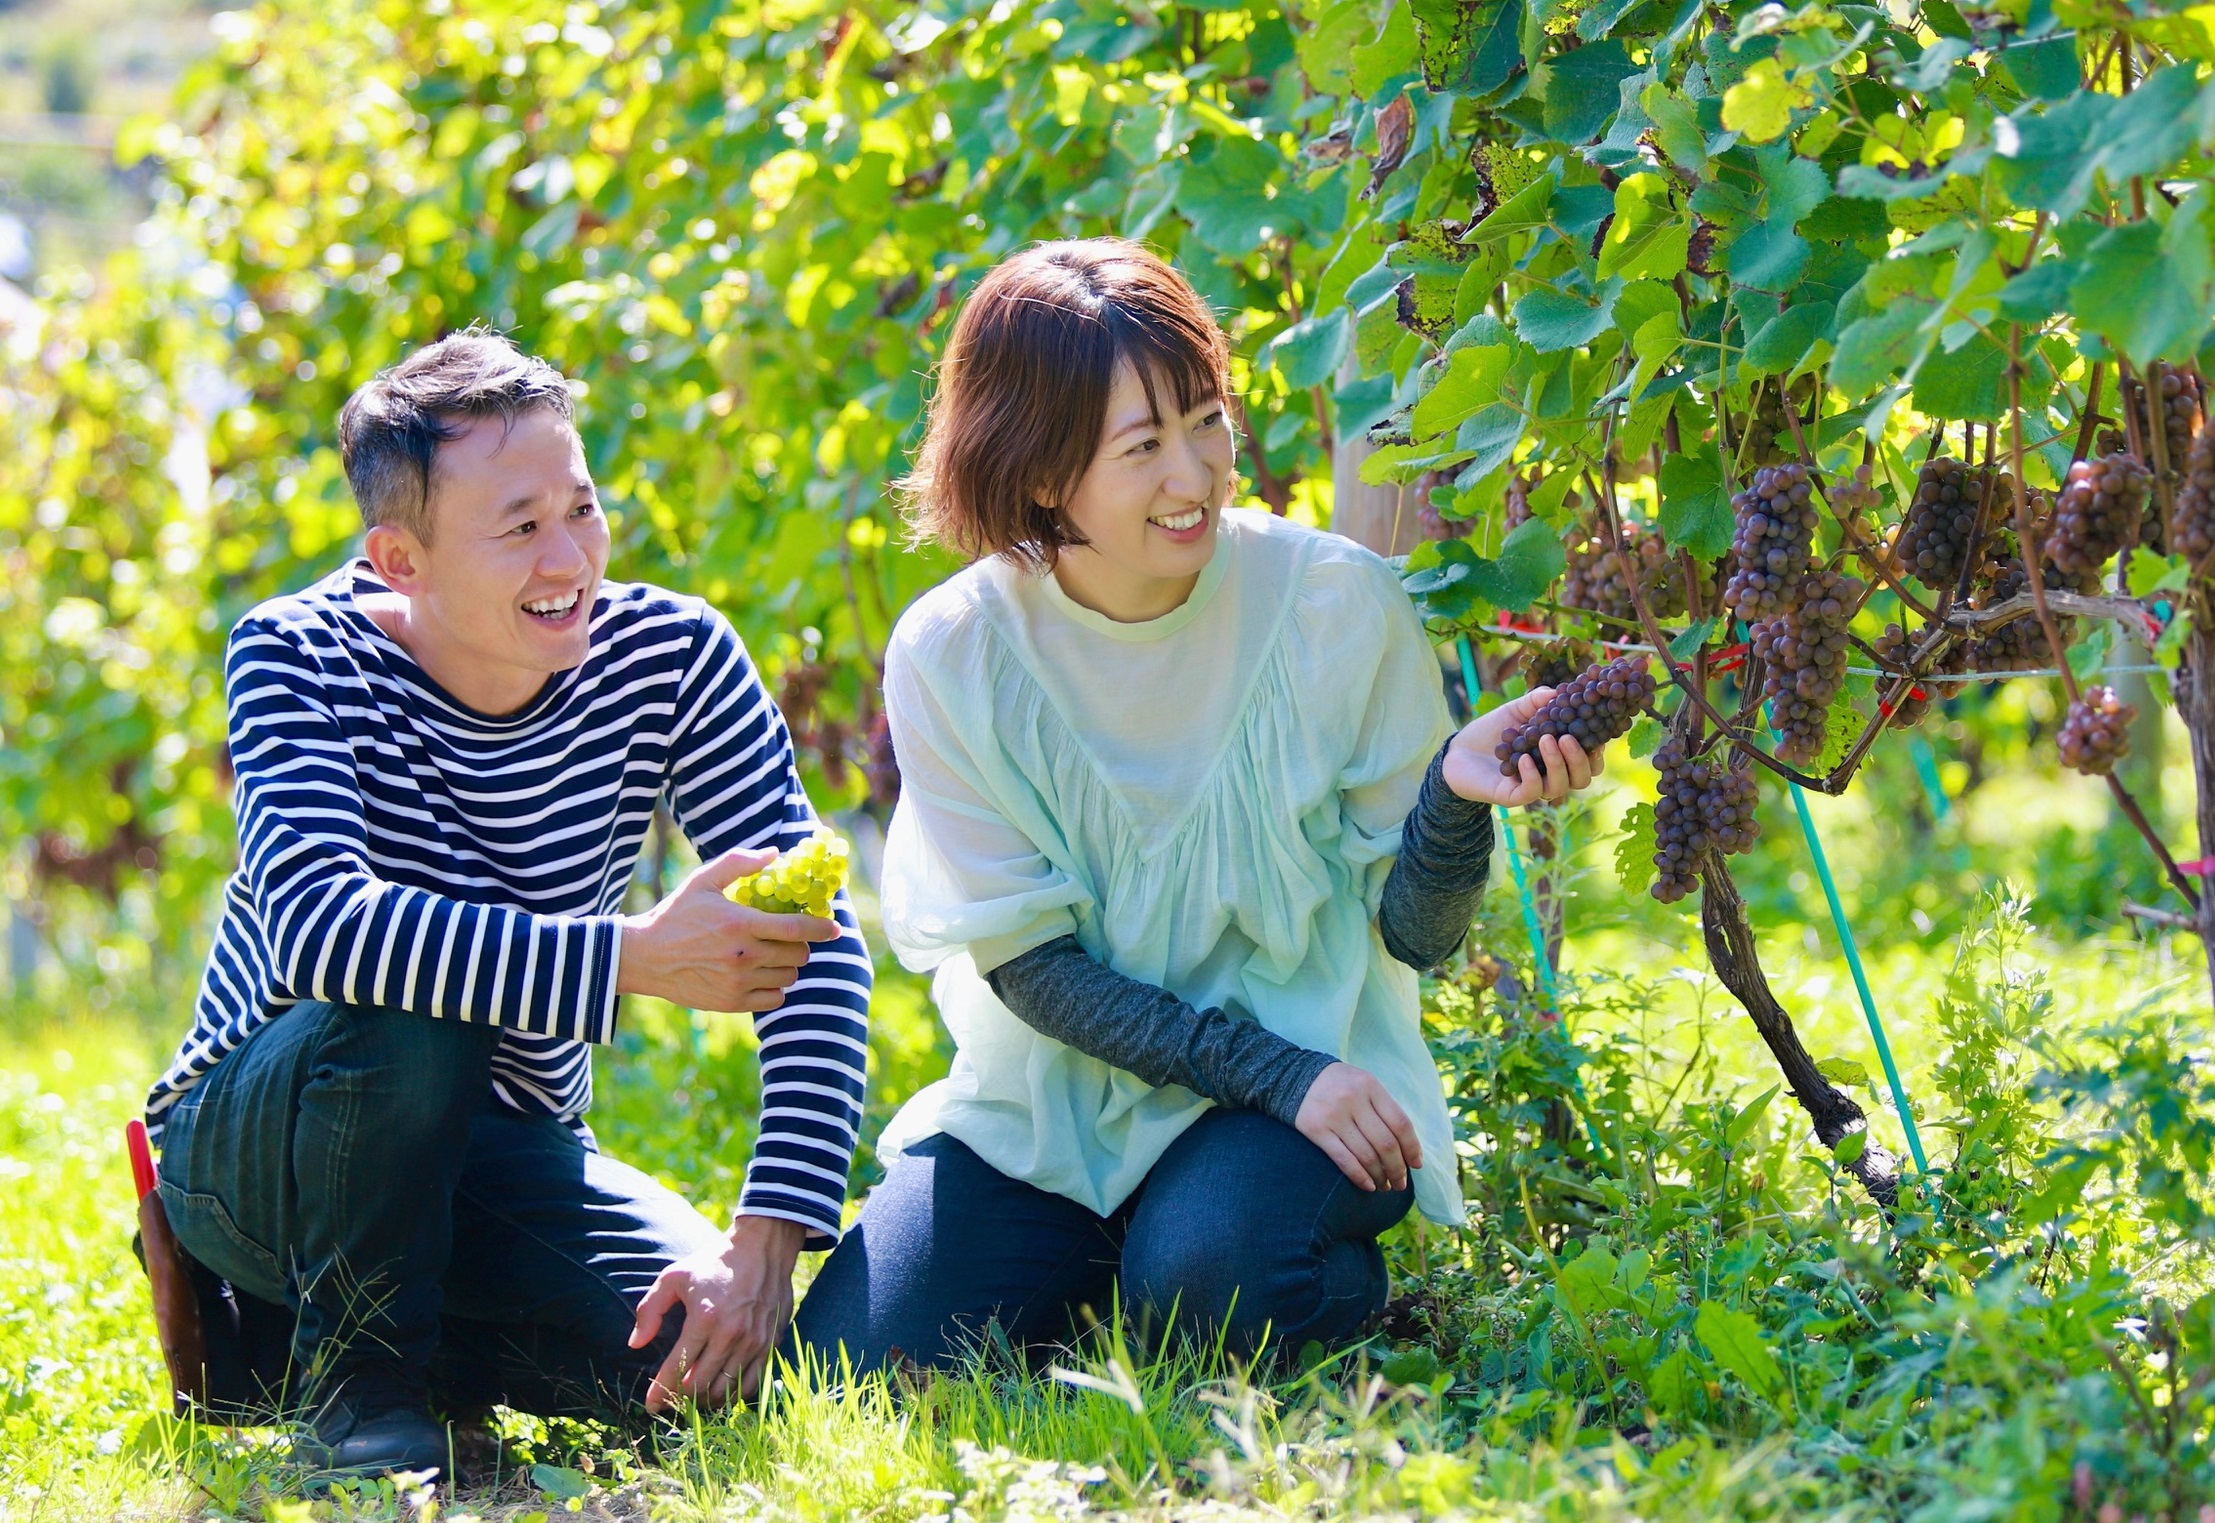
[898,239,1232,571]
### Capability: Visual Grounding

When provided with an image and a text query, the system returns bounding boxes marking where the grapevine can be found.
[1495,655,1656,777]
[1872,623,1963,729]
[1415,470,1468,542]
[1525,638,1593,694]
[1750,568,1862,765]
[2045,452,2149,580]
[1892,457,1987,592]
[2057,687,2136,777]
[1721,463,1820,622]
[2170,415,2215,565]
[1650,738,1761,904]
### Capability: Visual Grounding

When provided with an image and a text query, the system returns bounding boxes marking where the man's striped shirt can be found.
[146,561,873,1242]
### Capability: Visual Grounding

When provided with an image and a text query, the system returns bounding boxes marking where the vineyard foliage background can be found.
[9,0,2215,1513]
[8,0,2215,962]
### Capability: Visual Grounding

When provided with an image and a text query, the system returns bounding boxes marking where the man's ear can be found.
[364,522,429,595]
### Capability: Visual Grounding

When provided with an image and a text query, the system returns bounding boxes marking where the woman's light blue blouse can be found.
[877,510,1462,1226]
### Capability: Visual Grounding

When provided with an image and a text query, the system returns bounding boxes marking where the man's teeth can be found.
[1149,508,1205,531]
[523,591,580,616]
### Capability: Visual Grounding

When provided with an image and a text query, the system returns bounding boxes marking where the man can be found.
[145,331,872,1478]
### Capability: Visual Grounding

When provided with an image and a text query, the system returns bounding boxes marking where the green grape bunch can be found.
[725,829,852,918]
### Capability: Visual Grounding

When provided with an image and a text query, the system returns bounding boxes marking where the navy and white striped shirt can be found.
[146,560,873,1242]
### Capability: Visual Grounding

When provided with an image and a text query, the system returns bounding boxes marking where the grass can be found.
[3,746,2212,1520]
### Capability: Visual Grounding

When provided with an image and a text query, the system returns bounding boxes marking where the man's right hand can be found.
[616,847,843,1011]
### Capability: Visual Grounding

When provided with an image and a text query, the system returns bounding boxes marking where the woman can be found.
[794,239,1607,1371]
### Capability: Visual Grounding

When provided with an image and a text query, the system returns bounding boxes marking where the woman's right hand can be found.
[1294,1062,1422,1192]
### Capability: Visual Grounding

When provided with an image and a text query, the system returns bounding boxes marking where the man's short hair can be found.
[337,328,576,541]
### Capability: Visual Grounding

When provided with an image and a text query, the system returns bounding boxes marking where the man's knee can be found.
[304,1003,498,1131]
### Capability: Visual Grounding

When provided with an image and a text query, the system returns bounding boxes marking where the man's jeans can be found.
[156,1001,729,1418]
[793,1109,1413,1374]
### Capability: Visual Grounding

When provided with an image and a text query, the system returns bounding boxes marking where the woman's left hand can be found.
[1441,687,1604,808]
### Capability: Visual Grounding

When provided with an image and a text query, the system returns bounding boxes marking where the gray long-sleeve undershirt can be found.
[983,744,1496,1126]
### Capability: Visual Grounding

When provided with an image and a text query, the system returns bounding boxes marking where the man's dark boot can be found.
[299,1360,452,1481]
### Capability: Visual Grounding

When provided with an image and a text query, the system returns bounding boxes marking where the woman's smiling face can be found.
[1048,361,1235,623]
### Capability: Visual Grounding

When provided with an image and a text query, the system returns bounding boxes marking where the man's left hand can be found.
[1441,687,1604,808]
[629,1213,805,1413]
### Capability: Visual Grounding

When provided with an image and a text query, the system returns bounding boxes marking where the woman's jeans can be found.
[156,1000,729,1418]
[793,1109,1413,1373]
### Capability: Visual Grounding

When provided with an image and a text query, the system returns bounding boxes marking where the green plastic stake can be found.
[1455,637,1559,1009]
[1909,733,1951,823]
[1780,774,1931,1175]
[1455,635,1614,1166]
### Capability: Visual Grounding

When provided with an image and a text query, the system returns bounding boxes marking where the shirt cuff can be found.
[733,1195,844,1250]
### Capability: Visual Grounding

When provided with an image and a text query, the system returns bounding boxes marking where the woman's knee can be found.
[1123,1224,1391,1353]
[1123,1113,1412,1353]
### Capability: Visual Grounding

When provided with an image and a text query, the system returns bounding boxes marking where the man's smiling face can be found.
[368,406,609,711]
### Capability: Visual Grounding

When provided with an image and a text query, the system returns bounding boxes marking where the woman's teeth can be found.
[1149,508,1205,531]
[523,591,580,618]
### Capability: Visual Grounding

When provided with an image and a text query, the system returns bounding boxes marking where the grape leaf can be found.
[1454,404,1525,482]
[1615,801,1658,896]
[1992,89,2113,219]
[1298,0,1377,94]
[1995,258,2077,324]
[1513,282,1622,353]
[1472,517,1570,610]
[2101,66,2205,184]
[1720,58,1806,142]
[1412,345,1512,438]
[1997,34,2080,101]
[1911,331,2011,422]
[1726,217,1810,292]
[1350,1,1421,97]
[1542,40,1635,144]
[1742,301,1831,376]
[1465,171,1556,243]
[1658,445,1734,559]
[1642,81,1707,171]
[2129,553,2191,599]
[1669,618,1718,662]
[1178,135,1296,255]
[1410,0,1523,96]
[1598,174,1689,283]
[2066,622,2111,682]
[2069,193,2215,367]
[1264,311,1351,390]
[1627,714,1665,758]
[1812,690,1863,773]
[1831,1129,1868,1166]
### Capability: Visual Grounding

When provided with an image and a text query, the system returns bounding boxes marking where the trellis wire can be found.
[1460,619,2157,682]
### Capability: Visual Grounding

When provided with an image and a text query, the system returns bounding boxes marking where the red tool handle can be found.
[126,1119,157,1200]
